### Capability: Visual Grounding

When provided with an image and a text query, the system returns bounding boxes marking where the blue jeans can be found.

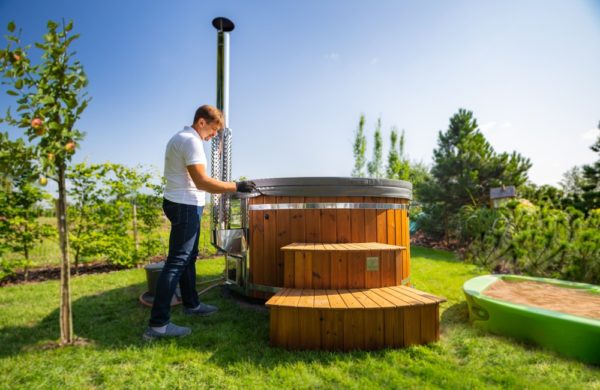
[149,198,204,327]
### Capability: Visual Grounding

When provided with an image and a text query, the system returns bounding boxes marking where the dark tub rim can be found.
[238,177,412,200]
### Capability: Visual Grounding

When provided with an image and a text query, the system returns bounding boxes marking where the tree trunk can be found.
[74,201,85,274]
[132,200,139,253]
[74,249,80,275]
[57,162,73,345]
[443,212,449,245]
[23,243,29,282]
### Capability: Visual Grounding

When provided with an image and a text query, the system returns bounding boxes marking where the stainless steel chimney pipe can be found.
[214,17,232,127]
[211,17,235,244]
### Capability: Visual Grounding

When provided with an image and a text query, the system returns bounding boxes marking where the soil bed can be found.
[0,262,130,286]
[483,279,600,320]
[0,254,224,287]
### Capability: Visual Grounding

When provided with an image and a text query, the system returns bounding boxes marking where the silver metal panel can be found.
[249,202,410,211]
[215,228,247,256]
[225,254,245,286]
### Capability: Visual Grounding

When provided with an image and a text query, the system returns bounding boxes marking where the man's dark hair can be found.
[193,105,224,127]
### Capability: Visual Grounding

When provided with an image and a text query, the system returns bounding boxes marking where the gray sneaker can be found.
[143,323,191,341]
[183,302,218,316]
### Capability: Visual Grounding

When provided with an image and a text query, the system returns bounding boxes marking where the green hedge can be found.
[459,201,600,284]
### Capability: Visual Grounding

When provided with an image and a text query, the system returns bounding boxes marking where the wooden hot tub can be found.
[243,177,412,299]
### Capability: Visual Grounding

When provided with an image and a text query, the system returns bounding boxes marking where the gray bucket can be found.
[142,261,181,305]
[145,261,165,296]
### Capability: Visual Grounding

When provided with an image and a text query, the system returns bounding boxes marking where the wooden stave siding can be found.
[270,305,440,351]
[248,196,411,296]
[283,248,403,289]
[267,287,442,351]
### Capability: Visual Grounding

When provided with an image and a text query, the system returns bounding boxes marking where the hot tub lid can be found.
[245,177,412,199]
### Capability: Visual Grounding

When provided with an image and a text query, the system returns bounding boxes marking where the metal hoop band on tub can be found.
[248,202,410,211]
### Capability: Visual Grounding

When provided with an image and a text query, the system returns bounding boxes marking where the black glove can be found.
[236,180,257,193]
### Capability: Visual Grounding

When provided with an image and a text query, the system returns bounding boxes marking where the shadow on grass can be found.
[0,281,150,358]
[438,301,596,367]
[0,281,445,368]
[441,301,469,326]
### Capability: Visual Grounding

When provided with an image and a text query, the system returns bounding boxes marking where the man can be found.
[144,105,255,340]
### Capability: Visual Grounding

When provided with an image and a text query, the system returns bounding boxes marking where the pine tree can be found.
[386,127,400,179]
[560,166,584,196]
[367,118,384,178]
[397,129,410,180]
[409,161,431,201]
[579,122,600,213]
[351,114,367,177]
[419,109,531,240]
[386,127,410,180]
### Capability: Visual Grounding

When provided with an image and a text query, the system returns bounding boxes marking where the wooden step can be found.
[266,286,446,351]
[281,242,407,289]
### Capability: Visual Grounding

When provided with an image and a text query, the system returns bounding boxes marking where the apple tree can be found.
[68,162,165,268]
[136,177,165,260]
[1,20,90,345]
[100,163,163,266]
[0,132,54,280]
[67,162,108,272]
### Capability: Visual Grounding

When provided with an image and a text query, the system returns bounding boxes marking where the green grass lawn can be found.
[0,247,598,389]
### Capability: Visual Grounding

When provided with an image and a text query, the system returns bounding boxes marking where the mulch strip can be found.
[1,254,224,287]
[411,230,461,251]
[0,262,130,287]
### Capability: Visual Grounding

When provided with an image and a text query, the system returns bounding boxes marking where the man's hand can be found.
[236,180,257,193]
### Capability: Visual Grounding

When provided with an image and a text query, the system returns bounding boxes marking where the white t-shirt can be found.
[163,126,207,206]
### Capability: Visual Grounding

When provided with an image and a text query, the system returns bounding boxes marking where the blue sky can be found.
[1,0,599,186]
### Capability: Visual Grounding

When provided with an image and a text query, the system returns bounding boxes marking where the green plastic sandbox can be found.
[463,274,600,365]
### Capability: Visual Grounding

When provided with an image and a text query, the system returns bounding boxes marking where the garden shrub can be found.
[68,162,165,269]
[461,202,600,284]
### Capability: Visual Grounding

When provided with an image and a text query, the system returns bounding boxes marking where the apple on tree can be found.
[31,117,43,128]
[31,118,46,136]
[65,141,76,153]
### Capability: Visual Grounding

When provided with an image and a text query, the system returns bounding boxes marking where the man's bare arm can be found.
[186,164,236,194]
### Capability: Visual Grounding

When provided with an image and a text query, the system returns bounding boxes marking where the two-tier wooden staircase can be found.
[266,242,445,351]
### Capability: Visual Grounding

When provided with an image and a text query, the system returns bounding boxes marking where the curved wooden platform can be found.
[266,286,446,351]
[281,242,407,289]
